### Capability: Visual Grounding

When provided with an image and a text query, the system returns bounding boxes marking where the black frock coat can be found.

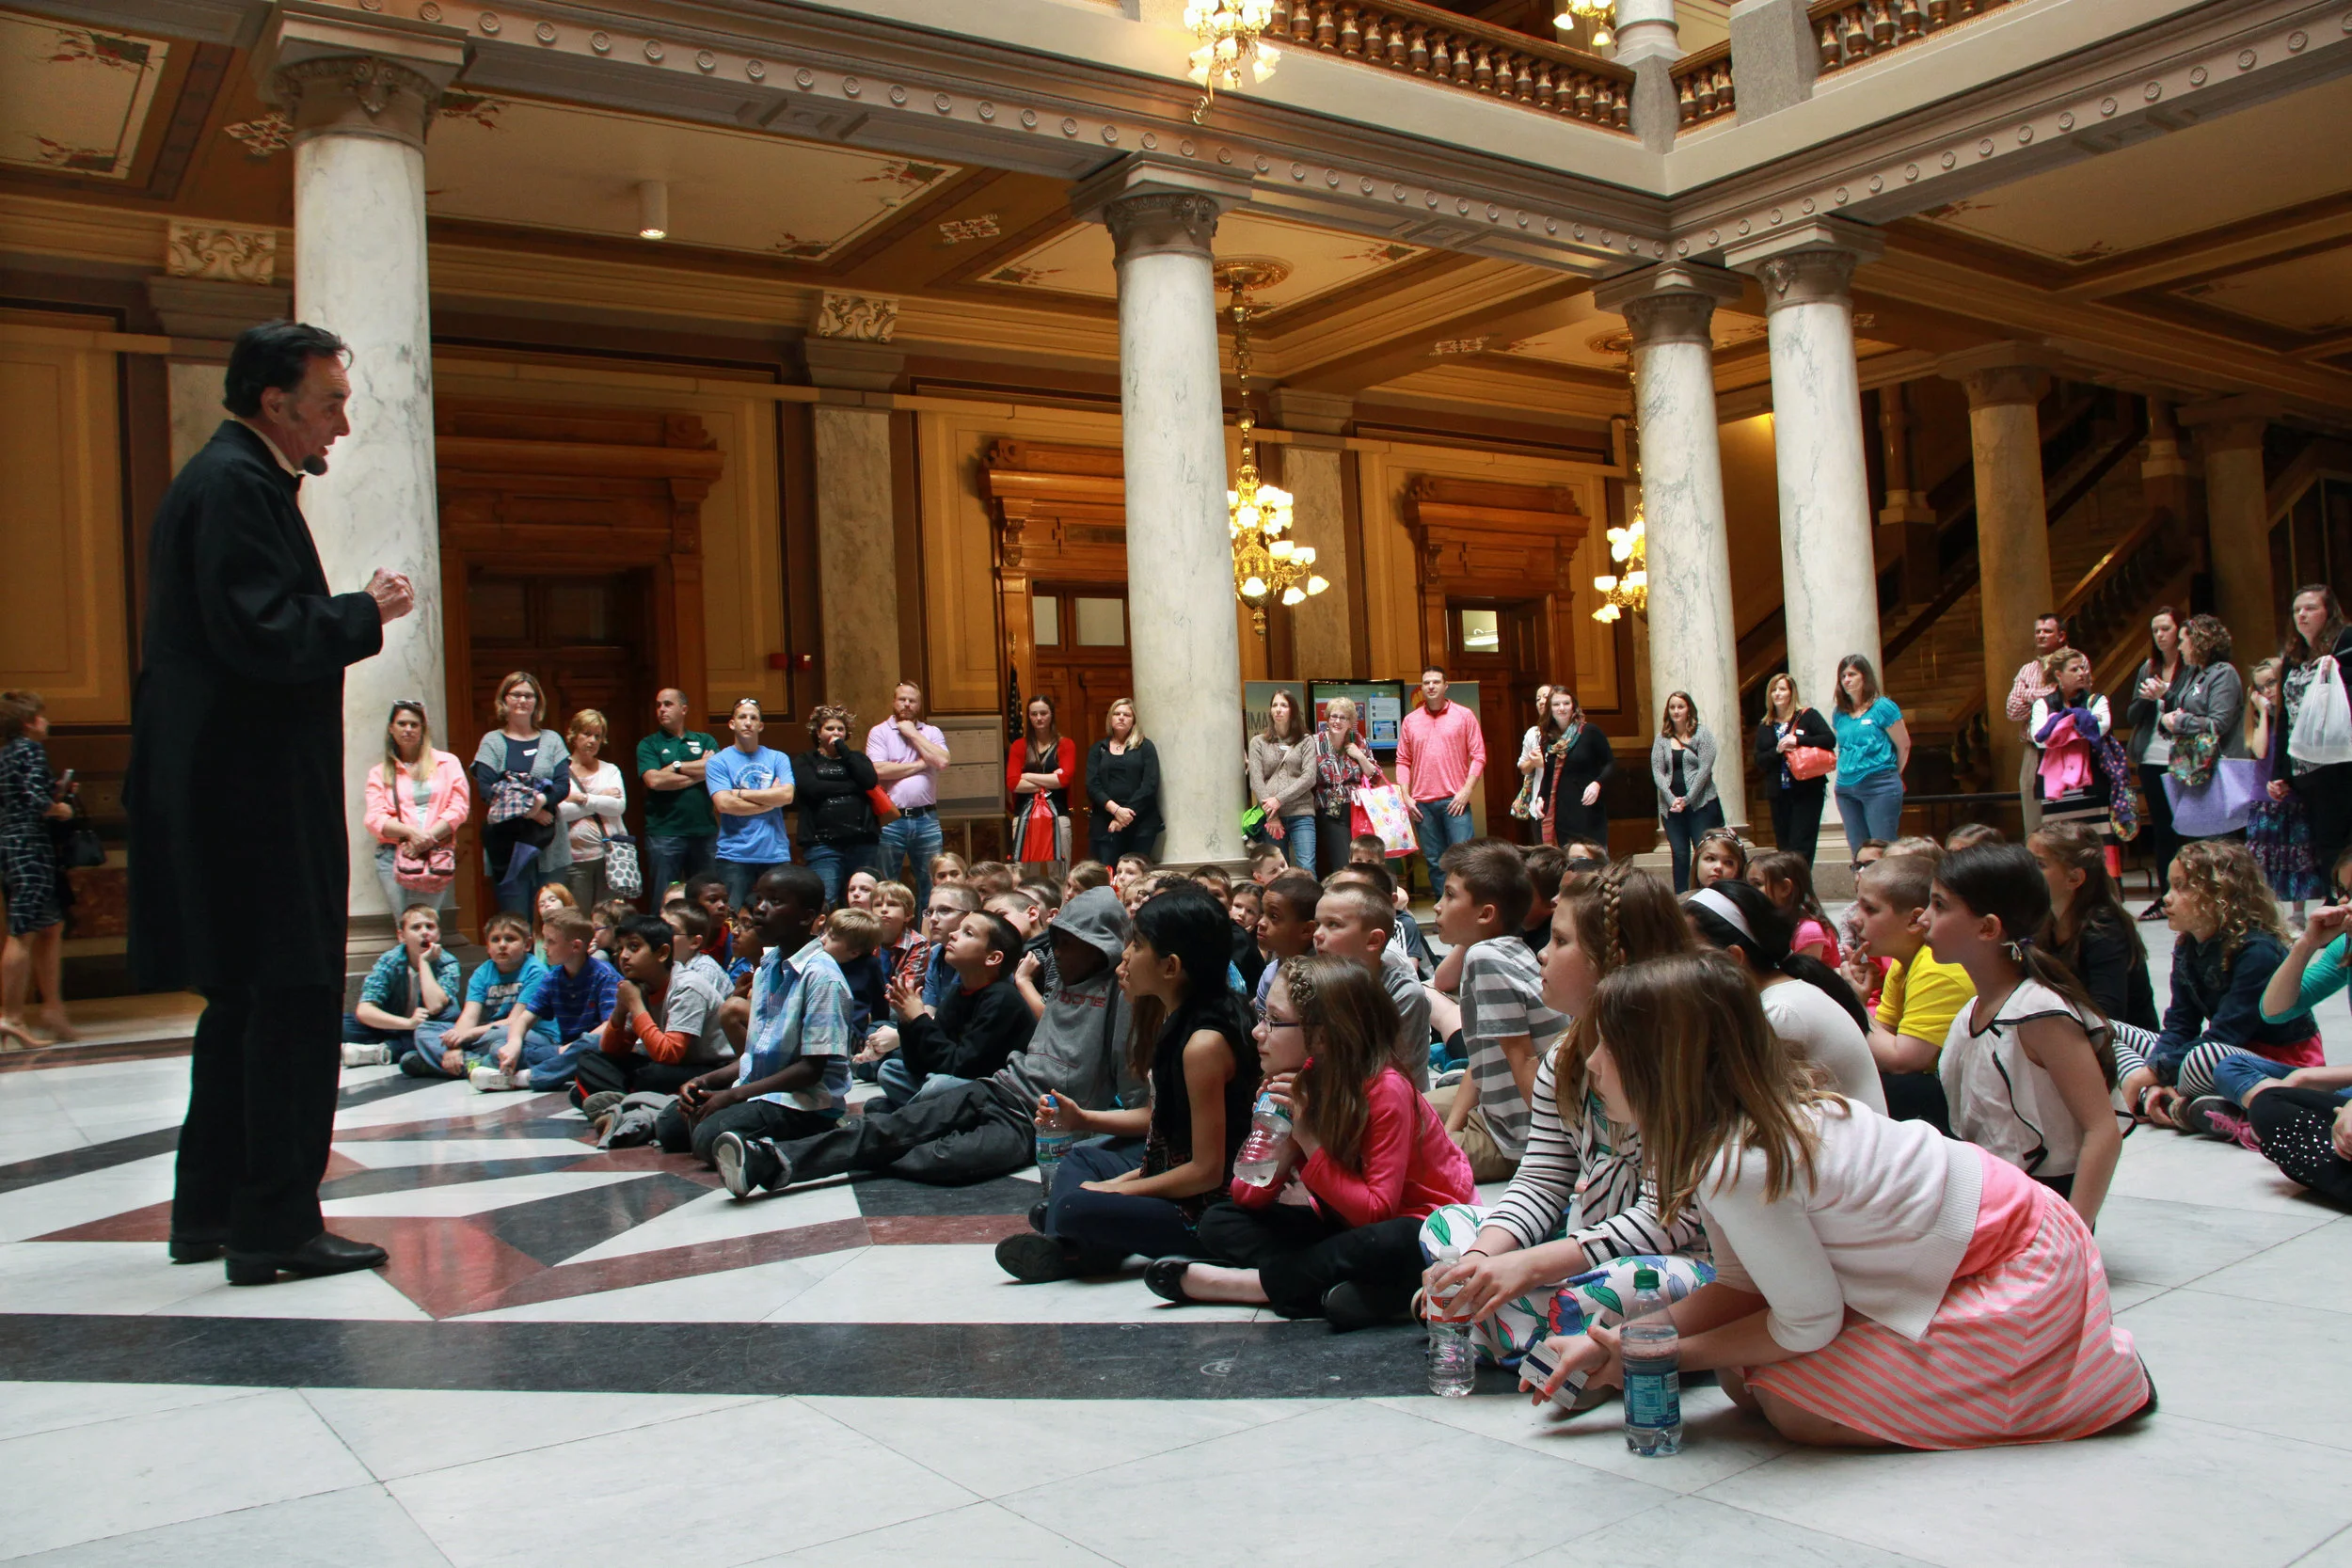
[127,420,383,991]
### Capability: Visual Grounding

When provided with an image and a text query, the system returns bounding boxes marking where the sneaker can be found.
[994,1231,1079,1283]
[469,1065,524,1092]
[341,1042,390,1068]
[1027,1201,1049,1233]
[2181,1095,2262,1150]
[580,1090,626,1123]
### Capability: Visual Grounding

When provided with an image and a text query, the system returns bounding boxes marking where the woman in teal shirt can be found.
[2245,876,2352,1207]
[1830,654,1910,854]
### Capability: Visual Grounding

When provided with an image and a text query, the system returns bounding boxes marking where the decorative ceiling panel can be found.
[0,9,170,182]
[977,211,1423,312]
[2176,247,2352,335]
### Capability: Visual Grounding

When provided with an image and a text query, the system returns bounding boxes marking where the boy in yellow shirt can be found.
[1843,852,1975,1133]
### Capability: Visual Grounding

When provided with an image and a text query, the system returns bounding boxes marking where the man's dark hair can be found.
[615,914,676,960]
[222,321,347,418]
[2036,612,2066,629]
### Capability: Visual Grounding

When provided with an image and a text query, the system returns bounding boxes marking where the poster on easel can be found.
[1307,680,1409,757]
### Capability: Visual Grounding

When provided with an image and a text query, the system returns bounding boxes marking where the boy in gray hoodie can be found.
[716,887,1135,1195]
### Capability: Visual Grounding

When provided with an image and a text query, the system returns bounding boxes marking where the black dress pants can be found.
[1193,1200,1428,1319]
[1769,781,1826,863]
[574,1050,701,1101]
[773,1078,1035,1186]
[171,984,342,1252]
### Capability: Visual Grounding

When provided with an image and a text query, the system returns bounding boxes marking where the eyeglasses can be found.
[1260,1015,1307,1032]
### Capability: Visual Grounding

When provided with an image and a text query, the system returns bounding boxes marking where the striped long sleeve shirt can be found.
[1483,1052,1711,1265]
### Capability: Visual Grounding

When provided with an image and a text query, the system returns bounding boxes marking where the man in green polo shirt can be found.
[637,688,720,906]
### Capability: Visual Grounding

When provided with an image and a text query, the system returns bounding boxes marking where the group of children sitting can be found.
[337,821,2351,1450]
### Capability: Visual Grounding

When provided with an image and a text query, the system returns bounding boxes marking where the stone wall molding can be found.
[164,221,278,284]
[812,291,901,343]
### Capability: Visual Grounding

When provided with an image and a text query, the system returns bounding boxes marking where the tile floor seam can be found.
[296,1385,787,1482]
[2137,1212,2352,1294]
[1377,1388,1772,1497]
[2284,1519,2352,1568]
[1671,1489,1963,1568]
[370,1481,463,1568]
[2159,1279,2352,1321]
[0,1483,413,1566]
[0,1383,277,1451]
[1494,1489,1684,1567]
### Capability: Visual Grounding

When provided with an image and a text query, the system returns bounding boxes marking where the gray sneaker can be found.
[580,1090,627,1123]
[341,1042,391,1068]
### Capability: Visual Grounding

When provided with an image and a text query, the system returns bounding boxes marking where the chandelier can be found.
[1220,259,1326,638]
[1184,2,1280,123]
[1593,344,1647,622]
[1554,0,1616,49]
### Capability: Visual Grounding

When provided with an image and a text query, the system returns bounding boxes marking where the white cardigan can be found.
[1695,1101,1982,1351]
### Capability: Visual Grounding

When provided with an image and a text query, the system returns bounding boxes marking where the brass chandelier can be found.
[1184,1,1280,123]
[1554,0,1617,49]
[1219,259,1327,638]
[1593,348,1647,623]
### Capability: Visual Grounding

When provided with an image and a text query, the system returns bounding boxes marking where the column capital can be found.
[1939,341,2055,408]
[2179,395,2276,452]
[254,3,469,151]
[1593,261,1744,347]
[1723,218,1883,311]
[1070,154,1254,262]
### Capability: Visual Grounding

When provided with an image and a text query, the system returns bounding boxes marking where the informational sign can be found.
[1308,680,1409,755]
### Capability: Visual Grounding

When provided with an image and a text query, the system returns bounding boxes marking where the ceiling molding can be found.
[2046,189,2352,300]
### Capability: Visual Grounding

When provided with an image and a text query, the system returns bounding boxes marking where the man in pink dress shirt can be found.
[1395,666,1486,899]
[866,680,950,907]
[2006,613,2066,833]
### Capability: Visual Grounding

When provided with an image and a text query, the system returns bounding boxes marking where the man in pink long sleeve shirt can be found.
[2006,613,2067,832]
[1395,667,1486,899]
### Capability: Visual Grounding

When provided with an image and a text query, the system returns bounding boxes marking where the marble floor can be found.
[2,923,2349,1566]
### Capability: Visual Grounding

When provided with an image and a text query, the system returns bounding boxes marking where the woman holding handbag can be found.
[1247,690,1319,870]
[1311,697,1380,877]
[363,700,468,915]
[1753,673,1836,865]
[472,672,572,913]
[2271,585,2352,885]
[1009,693,1078,879]
[558,708,628,911]
[2160,615,2252,843]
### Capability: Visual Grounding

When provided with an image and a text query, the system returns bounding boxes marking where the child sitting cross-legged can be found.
[1427,837,1566,1182]
[572,914,733,1111]
[474,907,621,1092]
[1842,853,1976,1132]
[404,909,554,1080]
[1148,955,1475,1330]
[877,908,1034,1107]
[342,904,464,1069]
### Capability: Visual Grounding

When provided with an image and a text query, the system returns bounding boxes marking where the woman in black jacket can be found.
[1087,697,1164,865]
[2270,585,2352,885]
[2124,607,2188,918]
[1533,688,1613,849]
[1753,673,1837,864]
[794,705,880,908]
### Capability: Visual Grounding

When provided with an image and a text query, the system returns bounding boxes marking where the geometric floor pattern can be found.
[4,920,2351,1564]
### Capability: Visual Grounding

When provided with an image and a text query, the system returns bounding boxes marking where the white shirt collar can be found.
[230,416,304,477]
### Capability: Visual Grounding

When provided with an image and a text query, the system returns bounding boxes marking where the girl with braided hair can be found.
[1416,863,1715,1395]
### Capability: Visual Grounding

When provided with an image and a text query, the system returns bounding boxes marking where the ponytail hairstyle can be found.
[1281,954,1403,1174]
[1682,879,1871,1037]
[1125,885,1249,1085]
[1933,843,2117,1086]
[2028,820,2143,966]
[1552,863,1695,1117]
[1747,849,1828,931]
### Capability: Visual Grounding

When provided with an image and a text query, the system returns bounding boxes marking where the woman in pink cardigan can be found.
[1145,954,1475,1331]
[363,701,470,913]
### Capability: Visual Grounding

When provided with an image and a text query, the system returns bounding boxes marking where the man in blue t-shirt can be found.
[704,697,795,910]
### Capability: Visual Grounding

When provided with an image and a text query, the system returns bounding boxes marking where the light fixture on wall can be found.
[1218,258,1325,638]
[636,180,669,241]
[1554,0,1616,49]
[1593,349,1647,623]
[1184,1,1279,123]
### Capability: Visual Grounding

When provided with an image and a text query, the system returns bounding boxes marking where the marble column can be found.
[1073,158,1252,868]
[1728,221,1885,841]
[1593,261,1747,832]
[1268,388,1357,679]
[806,332,907,735]
[1947,351,2054,792]
[263,15,464,928]
[2185,405,2277,654]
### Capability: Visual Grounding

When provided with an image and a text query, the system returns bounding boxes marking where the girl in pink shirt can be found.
[1146,955,1474,1329]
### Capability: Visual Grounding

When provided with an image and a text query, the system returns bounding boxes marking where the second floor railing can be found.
[1267,1,1637,131]
[1812,0,2014,74]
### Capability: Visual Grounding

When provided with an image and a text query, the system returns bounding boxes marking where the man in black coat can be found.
[129,320,416,1286]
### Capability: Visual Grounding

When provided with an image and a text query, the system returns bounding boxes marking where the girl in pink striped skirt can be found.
[1529,952,2151,1450]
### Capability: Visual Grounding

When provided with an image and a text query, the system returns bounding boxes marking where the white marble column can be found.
[266,19,464,927]
[1594,261,1747,832]
[1074,159,1252,868]
[1728,221,1885,839]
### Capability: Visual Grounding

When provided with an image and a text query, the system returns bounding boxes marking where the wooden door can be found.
[1028,584,1133,848]
[1450,599,1549,832]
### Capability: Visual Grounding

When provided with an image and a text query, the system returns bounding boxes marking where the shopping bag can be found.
[603,834,643,898]
[2165,756,2261,839]
[2288,657,2352,767]
[1353,783,1416,858]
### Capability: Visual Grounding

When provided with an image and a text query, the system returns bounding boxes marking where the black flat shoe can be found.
[1144,1256,1204,1305]
[225,1232,389,1287]
[1321,1279,1409,1333]
[995,1232,1079,1283]
[167,1235,224,1265]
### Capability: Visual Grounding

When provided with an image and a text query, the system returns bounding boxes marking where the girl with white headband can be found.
[1683,879,1883,1114]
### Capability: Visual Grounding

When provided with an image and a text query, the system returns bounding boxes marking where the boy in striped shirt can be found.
[1429,838,1566,1181]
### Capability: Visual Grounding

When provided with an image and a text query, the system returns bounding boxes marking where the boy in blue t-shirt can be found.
[477,907,621,1092]
[405,910,556,1080]
[342,905,463,1069]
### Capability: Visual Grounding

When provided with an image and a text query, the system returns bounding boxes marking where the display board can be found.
[1306,680,1409,757]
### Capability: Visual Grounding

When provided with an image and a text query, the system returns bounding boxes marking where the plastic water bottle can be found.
[1034,1095,1076,1196]
[1232,1092,1294,1187]
[1426,1284,1475,1397]
[1620,1265,1682,1456]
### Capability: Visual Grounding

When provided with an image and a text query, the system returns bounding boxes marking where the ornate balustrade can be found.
[1809,0,2012,75]
[1267,1,1636,131]
[1671,40,1735,127]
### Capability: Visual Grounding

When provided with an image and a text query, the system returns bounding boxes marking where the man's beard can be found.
[301,454,328,475]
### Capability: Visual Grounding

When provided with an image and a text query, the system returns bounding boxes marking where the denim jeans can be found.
[875,811,944,908]
[644,833,716,907]
[718,858,787,910]
[1834,768,1906,854]
[519,1030,602,1090]
[1044,1142,1198,1262]
[1411,800,1478,900]
[1276,813,1317,871]
[876,1055,972,1110]
[1661,799,1726,893]
[802,841,879,908]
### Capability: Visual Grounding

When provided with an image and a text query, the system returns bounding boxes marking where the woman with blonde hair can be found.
[556,707,628,910]
[472,671,572,912]
[362,700,469,915]
[1084,695,1161,868]
[1310,695,1380,878]
[793,702,881,907]
[1754,673,1836,864]
[1248,689,1319,870]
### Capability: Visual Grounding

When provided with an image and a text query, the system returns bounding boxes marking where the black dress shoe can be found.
[1321,1280,1400,1333]
[1144,1256,1205,1305]
[225,1232,389,1287]
[167,1235,225,1265]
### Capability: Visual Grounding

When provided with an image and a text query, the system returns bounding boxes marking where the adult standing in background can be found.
[472,673,572,913]
[2125,608,2188,919]
[1831,654,1910,853]
[131,319,411,1285]
[1,691,78,1047]
[1396,667,1486,899]
[559,708,627,909]
[1532,685,1613,853]
[638,689,718,906]
[2160,613,2248,844]
[1248,689,1318,869]
[1087,697,1162,866]
[2272,586,2352,883]
[1513,683,1553,847]
[362,700,468,916]
[1753,673,1836,865]
[794,704,881,906]
[1310,696,1379,878]
[706,697,795,908]
[1009,693,1077,878]
[2005,612,2068,834]
[868,679,948,909]
[1650,690,1723,893]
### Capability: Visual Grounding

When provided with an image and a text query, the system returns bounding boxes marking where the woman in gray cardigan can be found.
[1651,690,1723,892]
[471,671,572,911]
[1247,690,1322,869]
[2156,614,2247,844]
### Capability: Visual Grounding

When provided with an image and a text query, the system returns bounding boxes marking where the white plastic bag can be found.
[2289,657,2352,768]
